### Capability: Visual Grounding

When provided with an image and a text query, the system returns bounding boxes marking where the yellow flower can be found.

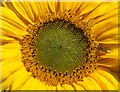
[0,0,119,91]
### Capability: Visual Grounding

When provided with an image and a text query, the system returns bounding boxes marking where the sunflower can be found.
[0,0,119,91]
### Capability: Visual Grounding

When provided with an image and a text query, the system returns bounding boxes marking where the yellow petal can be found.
[60,2,73,11]
[72,83,85,90]
[92,17,118,40]
[0,67,24,90]
[2,42,20,49]
[89,69,116,90]
[0,18,27,38]
[56,84,64,90]
[0,7,27,30]
[59,1,82,12]
[38,2,49,13]
[10,67,32,90]
[1,49,21,61]
[2,57,21,66]
[87,77,102,90]
[77,2,101,18]
[97,69,118,89]
[36,81,47,90]
[84,2,117,21]
[1,28,21,42]
[33,2,43,17]
[62,84,75,90]
[98,58,118,72]
[98,40,118,45]
[3,1,34,25]
[20,2,35,22]
[97,27,118,41]
[76,78,94,90]
[46,85,56,90]
[1,60,24,81]
[11,0,36,21]
[47,0,58,13]
[1,43,21,60]
[0,36,17,45]
[29,78,39,90]
[97,36,118,45]
[91,7,118,27]
[27,78,38,90]
[28,1,41,22]
[17,77,35,90]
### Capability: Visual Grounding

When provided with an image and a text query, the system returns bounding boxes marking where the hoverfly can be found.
[98,43,108,53]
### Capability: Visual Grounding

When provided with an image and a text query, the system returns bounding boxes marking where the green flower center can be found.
[34,20,89,74]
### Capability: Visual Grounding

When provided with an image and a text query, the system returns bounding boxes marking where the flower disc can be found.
[34,20,89,74]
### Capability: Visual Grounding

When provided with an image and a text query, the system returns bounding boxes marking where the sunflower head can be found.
[1,1,119,90]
